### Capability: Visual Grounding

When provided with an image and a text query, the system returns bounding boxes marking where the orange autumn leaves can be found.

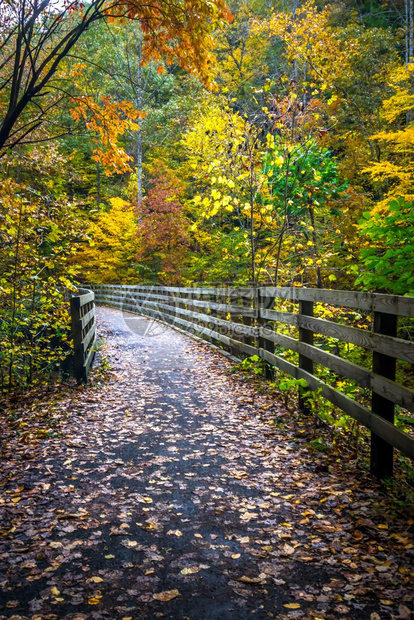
[66,0,234,177]
[70,96,145,175]
[66,1,235,175]
[105,0,233,84]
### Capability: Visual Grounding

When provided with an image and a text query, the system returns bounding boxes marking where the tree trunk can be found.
[134,26,143,208]
[96,160,101,206]
[307,203,323,288]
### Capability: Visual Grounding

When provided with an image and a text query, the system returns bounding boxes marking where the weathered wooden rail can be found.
[90,284,414,478]
[68,288,96,382]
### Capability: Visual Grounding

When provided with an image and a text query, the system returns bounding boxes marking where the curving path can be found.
[0,306,413,619]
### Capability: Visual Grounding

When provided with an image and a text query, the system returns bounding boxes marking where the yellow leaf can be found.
[88,595,102,605]
[51,587,60,596]
[153,589,180,602]
[284,603,301,609]
[90,577,103,583]
[230,470,248,479]
[181,567,202,575]
[145,522,157,530]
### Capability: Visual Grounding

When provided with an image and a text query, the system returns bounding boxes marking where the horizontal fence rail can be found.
[89,284,414,478]
[68,288,96,383]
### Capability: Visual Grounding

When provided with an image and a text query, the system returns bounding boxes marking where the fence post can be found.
[370,311,397,479]
[69,295,85,383]
[242,287,254,349]
[258,287,275,380]
[208,288,218,345]
[229,287,241,358]
[298,299,314,414]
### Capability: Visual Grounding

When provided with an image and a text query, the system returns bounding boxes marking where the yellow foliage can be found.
[255,1,350,89]
[365,63,414,211]
[73,197,140,283]
[182,94,252,220]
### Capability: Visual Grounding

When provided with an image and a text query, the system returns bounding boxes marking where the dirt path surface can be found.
[1,306,414,620]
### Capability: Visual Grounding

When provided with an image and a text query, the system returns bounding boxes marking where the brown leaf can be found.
[281,543,296,555]
[237,575,265,585]
[399,604,412,619]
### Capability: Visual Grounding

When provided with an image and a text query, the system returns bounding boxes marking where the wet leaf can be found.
[180,566,202,575]
[153,589,180,602]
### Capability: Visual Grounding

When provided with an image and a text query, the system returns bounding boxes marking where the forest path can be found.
[0,306,413,620]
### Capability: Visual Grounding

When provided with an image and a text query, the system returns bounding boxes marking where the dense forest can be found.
[1,0,414,391]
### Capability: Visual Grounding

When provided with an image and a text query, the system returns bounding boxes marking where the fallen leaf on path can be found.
[181,567,202,575]
[153,589,180,601]
[238,575,266,585]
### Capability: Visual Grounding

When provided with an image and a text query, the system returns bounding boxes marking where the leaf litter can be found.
[0,306,413,619]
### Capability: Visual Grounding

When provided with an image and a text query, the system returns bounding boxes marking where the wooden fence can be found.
[68,288,96,383]
[90,284,414,478]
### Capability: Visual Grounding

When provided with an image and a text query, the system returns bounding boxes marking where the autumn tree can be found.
[73,197,140,283]
[364,63,414,210]
[0,0,232,393]
[136,164,190,283]
[212,0,274,109]
[182,94,266,283]
[0,0,232,155]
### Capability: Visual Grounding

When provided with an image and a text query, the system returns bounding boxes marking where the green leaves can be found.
[356,198,414,295]
[0,178,85,393]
